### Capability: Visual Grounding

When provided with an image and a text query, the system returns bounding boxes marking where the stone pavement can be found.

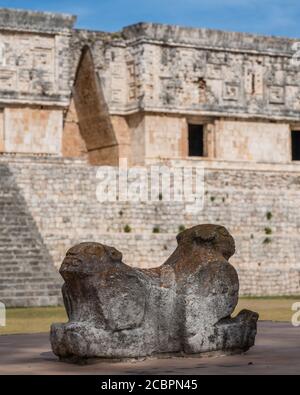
[0,322,299,375]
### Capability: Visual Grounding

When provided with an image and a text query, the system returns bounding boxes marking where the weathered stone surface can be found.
[3,156,300,305]
[0,7,300,307]
[0,163,62,307]
[72,46,119,165]
[50,224,258,361]
[0,8,76,34]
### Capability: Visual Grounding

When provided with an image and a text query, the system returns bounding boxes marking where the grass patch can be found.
[0,306,67,336]
[235,297,299,322]
[0,298,299,335]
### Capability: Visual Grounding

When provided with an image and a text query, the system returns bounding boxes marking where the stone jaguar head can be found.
[60,242,123,275]
[176,224,235,260]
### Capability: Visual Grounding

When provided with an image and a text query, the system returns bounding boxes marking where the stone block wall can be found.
[214,120,291,162]
[0,156,299,306]
[0,9,74,157]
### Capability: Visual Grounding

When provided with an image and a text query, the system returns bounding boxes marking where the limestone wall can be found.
[214,120,291,163]
[0,9,74,156]
[1,156,299,301]
[133,116,296,164]
[0,9,74,105]
[4,107,63,155]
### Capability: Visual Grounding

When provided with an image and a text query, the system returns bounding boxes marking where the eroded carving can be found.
[50,224,258,361]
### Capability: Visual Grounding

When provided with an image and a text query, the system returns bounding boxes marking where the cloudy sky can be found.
[0,0,299,37]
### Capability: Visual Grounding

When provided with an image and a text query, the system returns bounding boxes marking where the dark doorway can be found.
[188,124,204,157]
[291,131,300,161]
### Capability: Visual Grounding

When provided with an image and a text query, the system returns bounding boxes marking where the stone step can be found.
[0,291,61,298]
[0,281,61,289]
[0,289,62,300]
[0,268,58,281]
[0,288,61,296]
[0,265,59,271]
[0,287,61,296]
[2,295,63,308]
[0,282,61,290]
[0,162,62,307]
[0,268,57,281]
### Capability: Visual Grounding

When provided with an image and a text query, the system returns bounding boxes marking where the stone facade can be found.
[67,23,300,166]
[0,8,300,305]
[0,9,74,156]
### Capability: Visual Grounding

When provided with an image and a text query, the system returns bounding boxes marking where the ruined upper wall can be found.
[71,23,300,121]
[122,23,297,55]
[0,8,76,34]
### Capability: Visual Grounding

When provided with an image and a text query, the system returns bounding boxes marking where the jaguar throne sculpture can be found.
[50,224,258,361]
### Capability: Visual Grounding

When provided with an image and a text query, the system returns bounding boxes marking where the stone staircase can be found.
[0,164,62,307]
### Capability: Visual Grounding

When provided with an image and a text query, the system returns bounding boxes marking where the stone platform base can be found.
[58,349,248,365]
[0,322,300,375]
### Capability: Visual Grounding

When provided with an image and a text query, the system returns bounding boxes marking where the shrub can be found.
[266,211,273,220]
[263,237,271,245]
[124,225,132,233]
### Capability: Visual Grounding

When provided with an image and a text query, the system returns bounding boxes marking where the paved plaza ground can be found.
[0,322,299,375]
